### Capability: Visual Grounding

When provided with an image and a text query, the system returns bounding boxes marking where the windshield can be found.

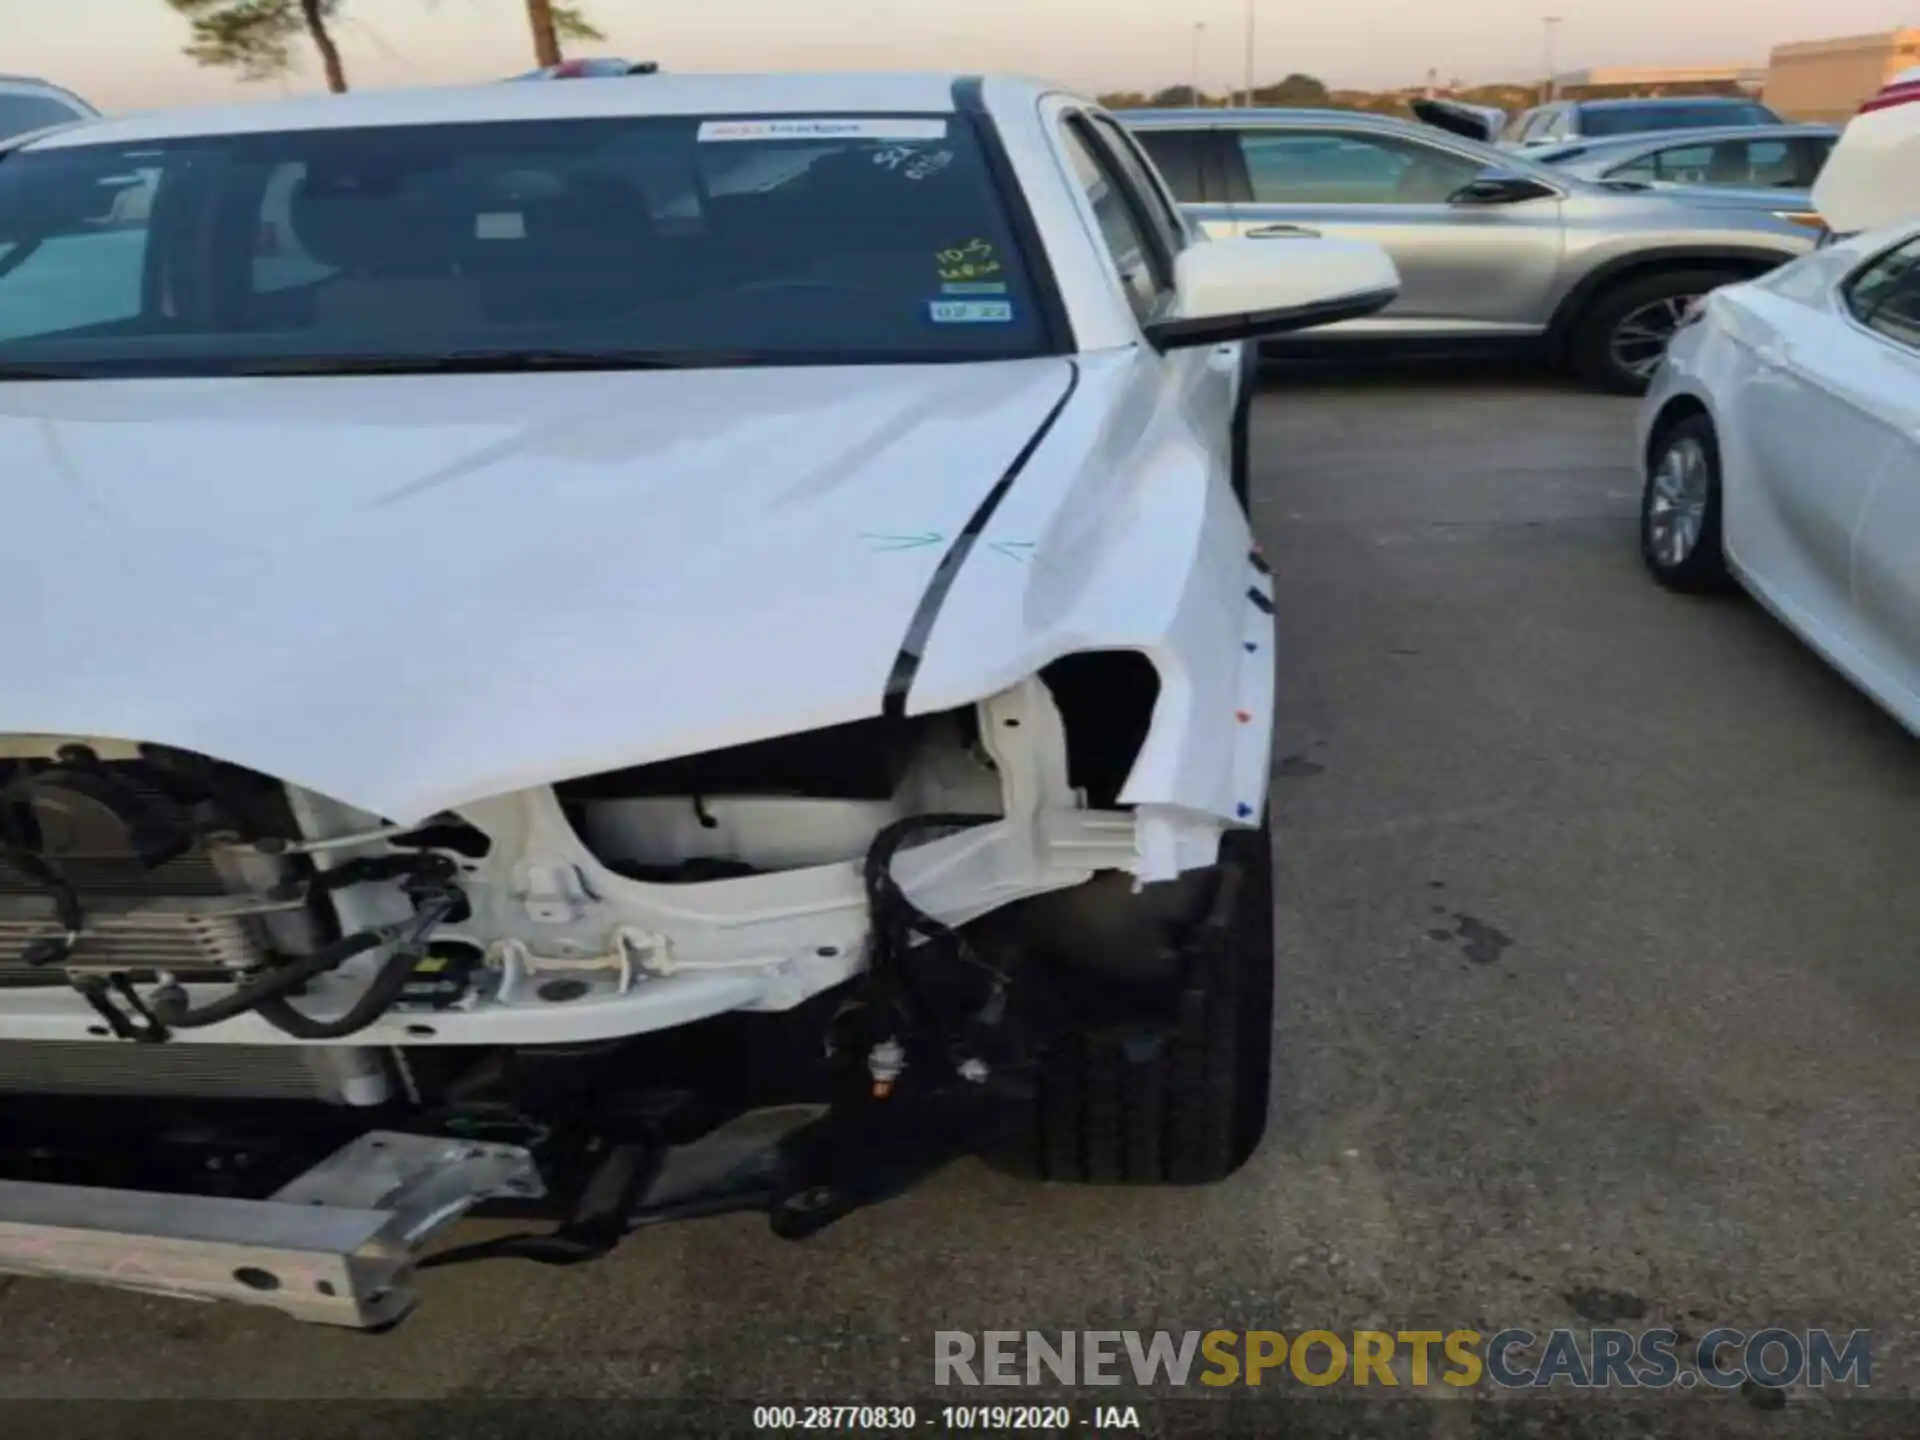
[1580,102,1776,137]
[0,113,1053,377]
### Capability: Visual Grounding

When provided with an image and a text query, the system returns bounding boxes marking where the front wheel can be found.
[991,821,1276,1185]
[1571,268,1745,394]
[1641,412,1732,592]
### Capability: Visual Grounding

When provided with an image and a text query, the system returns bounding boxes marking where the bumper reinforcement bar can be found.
[0,1131,541,1328]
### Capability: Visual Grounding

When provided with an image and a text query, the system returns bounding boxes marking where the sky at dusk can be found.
[4,0,1915,110]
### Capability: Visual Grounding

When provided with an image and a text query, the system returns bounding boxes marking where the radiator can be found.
[0,850,229,897]
[0,1041,393,1105]
[0,895,275,980]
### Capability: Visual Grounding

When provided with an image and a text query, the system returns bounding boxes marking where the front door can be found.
[1839,239,1920,721]
[1050,109,1238,469]
[1731,237,1920,671]
[1214,123,1565,338]
[1128,125,1239,241]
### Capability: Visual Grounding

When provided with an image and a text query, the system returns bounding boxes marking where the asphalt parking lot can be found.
[5,364,1920,1419]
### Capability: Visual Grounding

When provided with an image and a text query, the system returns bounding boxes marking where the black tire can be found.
[1641,411,1732,593]
[1570,267,1746,394]
[1003,821,1275,1185]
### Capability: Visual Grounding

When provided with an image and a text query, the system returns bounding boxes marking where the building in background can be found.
[1551,65,1766,101]
[1765,29,1920,121]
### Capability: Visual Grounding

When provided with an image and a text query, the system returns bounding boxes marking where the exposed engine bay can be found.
[0,661,1170,1079]
[0,652,1273,1328]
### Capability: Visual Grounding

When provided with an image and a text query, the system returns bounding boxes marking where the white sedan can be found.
[0,74,1396,1325]
[1636,76,1920,734]
[1637,241,1920,730]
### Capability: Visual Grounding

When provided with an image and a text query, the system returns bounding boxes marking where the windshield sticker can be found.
[927,298,1014,325]
[474,211,526,241]
[941,280,1008,295]
[698,118,948,143]
[873,145,955,180]
[937,238,1002,283]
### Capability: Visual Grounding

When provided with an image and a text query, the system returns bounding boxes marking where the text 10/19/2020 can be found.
[752,1405,1142,1430]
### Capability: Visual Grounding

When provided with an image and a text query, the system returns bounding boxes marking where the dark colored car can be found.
[0,75,95,142]
[1501,96,1782,151]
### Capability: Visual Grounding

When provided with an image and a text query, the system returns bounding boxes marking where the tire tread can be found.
[1011,824,1274,1186]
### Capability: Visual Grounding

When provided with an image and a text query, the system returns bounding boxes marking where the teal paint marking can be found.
[861,531,944,552]
[986,540,1036,561]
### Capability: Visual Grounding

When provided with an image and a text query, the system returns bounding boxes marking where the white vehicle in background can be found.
[0,75,94,141]
[0,73,1398,1328]
[1803,66,1920,242]
[1637,74,1920,734]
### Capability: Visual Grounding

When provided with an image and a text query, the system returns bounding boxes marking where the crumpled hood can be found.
[0,359,1074,821]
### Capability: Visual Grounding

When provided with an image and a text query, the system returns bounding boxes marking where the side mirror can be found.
[1447,173,1556,206]
[1142,235,1399,350]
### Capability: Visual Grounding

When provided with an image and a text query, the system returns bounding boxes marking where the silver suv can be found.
[1125,107,1818,391]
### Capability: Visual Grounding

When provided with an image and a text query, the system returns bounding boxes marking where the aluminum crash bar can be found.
[0,1131,541,1328]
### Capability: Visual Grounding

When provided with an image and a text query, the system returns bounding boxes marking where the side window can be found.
[1794,135,1836,186]
[1502,109,1539,143]
[1613,140,1795,187]
[1057,119,1166,325]
[1746,140,1796,187]
[1641,142,1715,183]
[1540,109,1571,140]
[1845,239,1920,350]
[1131,128,1208,203]
[1087,115,1190,256]
[1232,129,1483,205]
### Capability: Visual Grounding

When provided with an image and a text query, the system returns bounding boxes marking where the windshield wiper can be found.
[236,349,773,376]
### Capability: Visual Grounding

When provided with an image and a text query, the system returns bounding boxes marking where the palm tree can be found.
[297,0,349,92]
[524,0,604,68]
[167,0,350,93]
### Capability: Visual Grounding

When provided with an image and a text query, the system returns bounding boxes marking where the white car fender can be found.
[903,350,1274,881]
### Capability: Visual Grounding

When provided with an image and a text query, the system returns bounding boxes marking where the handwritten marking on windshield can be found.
[937,239,1002,283]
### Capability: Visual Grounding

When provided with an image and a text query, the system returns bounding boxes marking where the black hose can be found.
[148,929,387,1029]
[253,940,425,1039]
[861,813,998,1068]
[252,895,457,1039]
